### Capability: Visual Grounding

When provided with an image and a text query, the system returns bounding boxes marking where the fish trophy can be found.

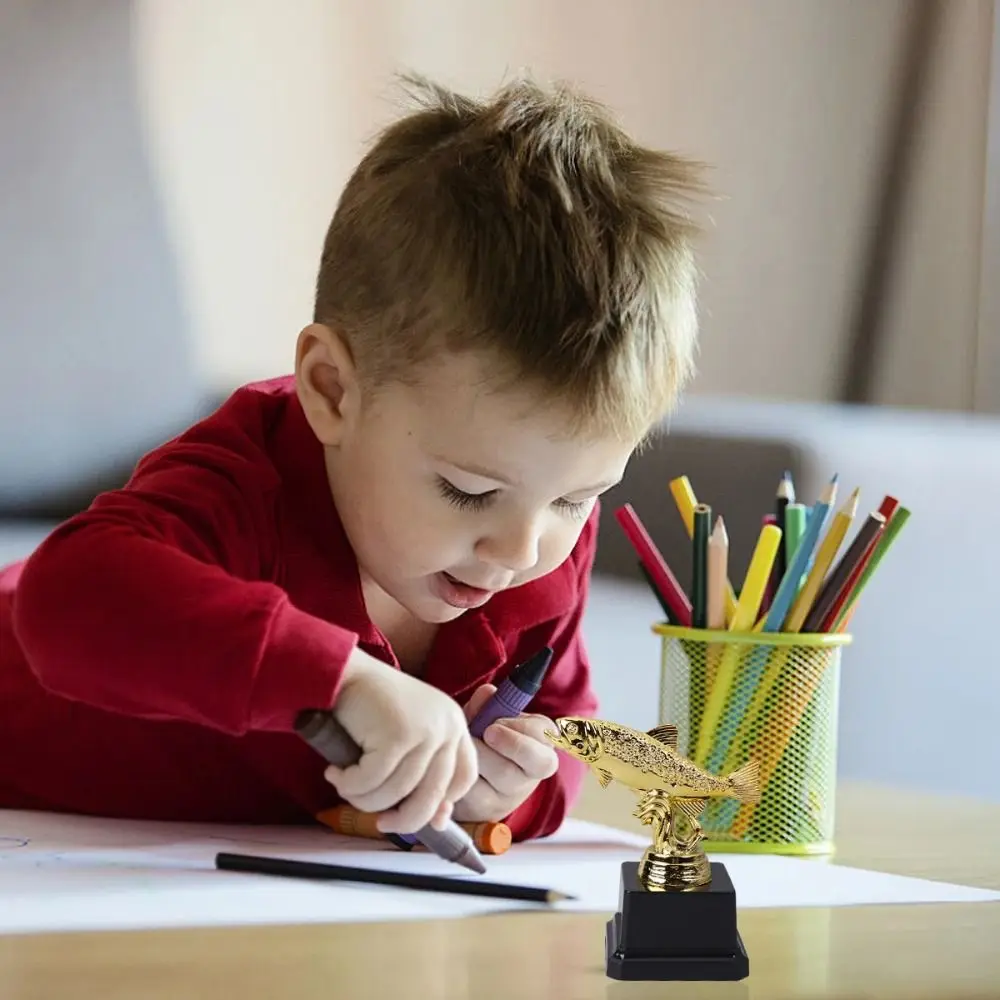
[546,716,760,982]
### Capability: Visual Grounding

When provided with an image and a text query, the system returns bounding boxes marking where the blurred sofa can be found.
[3,392,999,804]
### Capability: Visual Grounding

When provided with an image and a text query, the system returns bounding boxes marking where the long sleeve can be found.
[11,409,358,736]
[503,509,600,841]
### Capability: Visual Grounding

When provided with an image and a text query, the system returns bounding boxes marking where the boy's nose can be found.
[475,521,540,574]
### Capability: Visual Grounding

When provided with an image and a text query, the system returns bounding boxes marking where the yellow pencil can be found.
[693,522,782,766]
[783,488,859,633]
[669,476,738,626]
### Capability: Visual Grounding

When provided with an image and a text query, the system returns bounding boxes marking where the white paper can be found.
[0,809,997,935]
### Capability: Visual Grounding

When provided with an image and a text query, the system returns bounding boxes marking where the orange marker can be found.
[317,805,513,856]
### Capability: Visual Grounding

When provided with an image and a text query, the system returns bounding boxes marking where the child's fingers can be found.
[377,741,456,834]
[475,742,528,797]
[444,732,478,804]
[462,683,496,722]
[493,713,558,743]
[324,739,412,800]
[428,798,454,831]
[483,723,559,780]
[331,741,434,813]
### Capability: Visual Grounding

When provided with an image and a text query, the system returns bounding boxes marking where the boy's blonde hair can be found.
[314,73,706,441]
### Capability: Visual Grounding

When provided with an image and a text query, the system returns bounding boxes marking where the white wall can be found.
[131,0,994,409]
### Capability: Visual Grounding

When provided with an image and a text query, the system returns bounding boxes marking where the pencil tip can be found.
[548,891,575,902]
[830,472,839,484]
[711,516,728,543]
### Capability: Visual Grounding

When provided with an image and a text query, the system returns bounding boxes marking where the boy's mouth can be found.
[433,572,496,610]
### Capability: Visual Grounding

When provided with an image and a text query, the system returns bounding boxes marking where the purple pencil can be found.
[397,646,554,846]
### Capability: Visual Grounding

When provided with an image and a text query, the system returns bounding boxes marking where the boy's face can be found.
[300,333,636,624]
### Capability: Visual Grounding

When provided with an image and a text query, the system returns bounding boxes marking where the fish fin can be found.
[675,797,708,820]
[592,767,614,789]
[727,759,761,804]
[646,724,679,749]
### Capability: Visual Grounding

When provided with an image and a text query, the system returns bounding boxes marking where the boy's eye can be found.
[437,477,593,518]
[437,477,496,511]
[553,497,593,519]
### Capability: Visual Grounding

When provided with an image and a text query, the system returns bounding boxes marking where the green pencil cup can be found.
[653,623,852,856]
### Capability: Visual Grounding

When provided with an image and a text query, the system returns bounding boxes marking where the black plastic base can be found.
[604,861,749,981]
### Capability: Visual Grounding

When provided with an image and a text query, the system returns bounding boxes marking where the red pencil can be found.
[877,495,900,521]
[614,504,693,627]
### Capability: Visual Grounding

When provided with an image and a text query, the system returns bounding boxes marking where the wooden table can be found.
[1,782,998,1000]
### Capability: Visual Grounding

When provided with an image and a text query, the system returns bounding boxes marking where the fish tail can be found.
[727,759,761,804]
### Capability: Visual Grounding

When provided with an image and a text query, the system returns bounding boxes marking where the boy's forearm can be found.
[12,516,356,735]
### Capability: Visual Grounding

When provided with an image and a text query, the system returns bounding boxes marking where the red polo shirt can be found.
[0,377,599,840]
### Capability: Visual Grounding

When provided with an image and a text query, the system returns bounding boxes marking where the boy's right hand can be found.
[324,648,478,836]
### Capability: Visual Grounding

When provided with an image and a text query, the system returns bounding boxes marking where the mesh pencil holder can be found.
[653,623,852,856]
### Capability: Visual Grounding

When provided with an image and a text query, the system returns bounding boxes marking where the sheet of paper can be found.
[1,809,997,935]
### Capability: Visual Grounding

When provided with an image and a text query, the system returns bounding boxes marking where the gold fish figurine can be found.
[546,717,760,890]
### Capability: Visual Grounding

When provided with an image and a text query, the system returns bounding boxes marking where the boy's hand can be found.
[324,648,478,835]
[451,684,560,823]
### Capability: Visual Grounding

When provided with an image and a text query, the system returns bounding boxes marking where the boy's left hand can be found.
[451,683,560,823]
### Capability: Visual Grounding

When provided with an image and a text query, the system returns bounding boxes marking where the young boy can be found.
[0,75,703,843]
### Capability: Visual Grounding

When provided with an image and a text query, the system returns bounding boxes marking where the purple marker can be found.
[397,646,554,846]
[467,646,554,738]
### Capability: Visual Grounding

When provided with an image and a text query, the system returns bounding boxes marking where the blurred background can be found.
[1,1,998,801]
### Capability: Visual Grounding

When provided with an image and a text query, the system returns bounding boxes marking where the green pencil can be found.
[783,502,808,591]
[691,503,711,629]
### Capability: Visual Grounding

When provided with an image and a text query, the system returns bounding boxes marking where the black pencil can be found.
[691,502,711,628]
[215,852,573,904]
[775,470,795,582]
[637,562,674,622]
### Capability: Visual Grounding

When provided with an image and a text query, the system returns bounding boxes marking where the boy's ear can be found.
[295,323,360,447]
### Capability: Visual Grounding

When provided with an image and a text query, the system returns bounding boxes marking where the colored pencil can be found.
[703,516,730,697]
[758,475,839,633]
[760,514,779,615]
[637,562,674,622]
[692,503,712,628]
[615,504,692,626]
[774,470,795,584]
[783,487,858,633]
[803,511,886,633]
[720,475,840,774]
[876,494,900,522]
[831,504,911,631]
[783,502,808,590]
[820,495,901,632]
[706,517,730,631]
[694,522,782,766]
[669,476,738,625]
[215,853,571,903]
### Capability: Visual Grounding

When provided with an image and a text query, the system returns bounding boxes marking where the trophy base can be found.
[605,861,749,982]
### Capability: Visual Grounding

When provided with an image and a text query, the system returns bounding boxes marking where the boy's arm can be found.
[503,509,601,841]
[12,421,357,736]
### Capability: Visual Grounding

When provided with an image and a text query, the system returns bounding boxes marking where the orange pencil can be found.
[317,805,513,856]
